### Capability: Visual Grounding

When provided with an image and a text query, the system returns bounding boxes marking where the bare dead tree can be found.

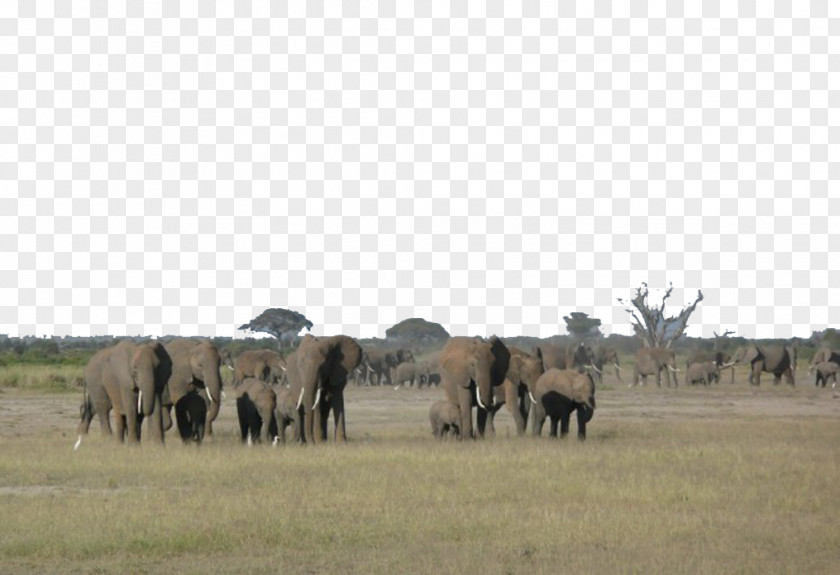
[617,283,703,348]
[713,329,735,350]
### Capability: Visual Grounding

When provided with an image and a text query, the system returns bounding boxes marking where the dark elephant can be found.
[685,361,720,386]
[439,336,510,439]
[234,349,286,386]
[429,400,461,439]
[286,335,363,444]
[538,341,597,375]
[274,386,301,444]
[592,345,622,383]
[178,390,207,443]
[77,340,171,445]
[531,368,595,440]
[810,361,838,388]
[732,344,795,386]
[810,347,840,368]
[633,347,679,387]
[486,346,544,436]
[236,378,278,444]
[162,339,224,443]
[686,351,735,384]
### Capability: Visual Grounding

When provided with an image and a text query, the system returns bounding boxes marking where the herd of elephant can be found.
[74,334,833,449]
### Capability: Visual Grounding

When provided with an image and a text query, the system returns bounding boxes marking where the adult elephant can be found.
[77,340,171,445]
[732,344,795,386]
[487,346,544,436]
[538,341,597,374]
[286,334,363,444]
[686,350,735,384]
[810,347,840,367]
[632,347,679,387]
[235,378,278,444]
[592,345,622,383]
[162,338,224,443]
[234,349,286,386]
[439,336,510,439]
[391,361,429,388]
[531,369,595,440]
[685,362,720,386]
[362,348,414,386]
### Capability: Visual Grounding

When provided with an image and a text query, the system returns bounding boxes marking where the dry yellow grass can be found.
[0,371,838,574]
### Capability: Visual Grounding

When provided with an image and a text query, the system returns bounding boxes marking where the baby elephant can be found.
[531,368,595,440]
[235,378,278,444]
[274,386,302,444]
[812,361,839,388]
[686,361,720,386]
[429,400,461,439]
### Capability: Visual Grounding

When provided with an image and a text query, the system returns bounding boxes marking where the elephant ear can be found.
[487,336,511,387]
[326,335,363,378]
[533,346,543,364]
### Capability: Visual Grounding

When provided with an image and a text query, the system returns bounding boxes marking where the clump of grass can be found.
[0,365,83,392]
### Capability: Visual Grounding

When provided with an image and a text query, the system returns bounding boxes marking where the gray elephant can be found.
[234,349,287,386]
[439,336,511,439]
[391,361,429,388]
[685,361,720,386]
[732,344,795,386]
[810,348,840,370]
[592,345,621,383]
[811,361,838,388]
[162,339,225,443]
[77,340,172,445]
[286,334,363,444]
[537,341,596,374]
[531,368,595,440]
[486,346,544,436]
[429,400,461,439]
[633,347,679,387]
[362,348,415,386]
[274,386,302,444]
[236,378,278,444]
[686,351,735,384]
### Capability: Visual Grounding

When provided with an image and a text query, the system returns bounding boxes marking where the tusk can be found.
[272,436,279,447]
[312,388,321,410]
[476,390,486,410]
[668,365,680,372]
[206,386,215,404]
[226,365,234,370]
[614,363,622,371]
[247,434,253,446]
[589,363,602,374]
[221,390,227,400]
[137,390,143,414]
[296,388,305,410]
[720,362,736,369]
[529,391,537,405]
[73,435,82,451]
[393,385,401,391]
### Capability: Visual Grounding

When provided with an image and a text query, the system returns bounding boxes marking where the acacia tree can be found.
[617,283,703,348]
[563,312,602,339]
[238,308,313,349]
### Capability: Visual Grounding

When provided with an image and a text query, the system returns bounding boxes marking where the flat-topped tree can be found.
[618,283,703,349]
[238,308,313,349]
[563,312,602,340]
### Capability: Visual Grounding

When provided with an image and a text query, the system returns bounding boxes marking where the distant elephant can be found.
[286,334,363,444]
[811,361,838,388]
[732,344,795,386]
[236,378,278,444]
[274,386,302,444]
[391,361,429,388]
[362,348,415,385]
[633,347,679,387]
[425,372,442,387]
[429,400,461,439]
[162,339,225,443]
[685,361,720,386]
[234,349,287,386]
[810,347,840,368]
[486,346,545,436]
[439,336,511,439]
[531,369,595,440]
[592,345,621,383]
[686,351,735,384]
[77,340,172,445]
[538,341,597,375]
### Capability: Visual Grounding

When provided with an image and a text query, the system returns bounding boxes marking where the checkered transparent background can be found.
[1,2,837,340]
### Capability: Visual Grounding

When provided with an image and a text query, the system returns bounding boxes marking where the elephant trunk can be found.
[203,368,223,425]
[139,379,156,416]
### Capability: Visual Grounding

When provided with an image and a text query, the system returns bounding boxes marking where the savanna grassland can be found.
[0,364,838,574]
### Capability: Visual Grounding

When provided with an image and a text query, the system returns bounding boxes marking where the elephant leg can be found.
[97,405,113,436]
[559,412,571,438]
[148,393,165,444]
[507,400,525,436]
[175,403,193,443]
[162,405,174,432]
[783,367,795,386]
[332,393,346,442]
[113,403,126,443]
[237,399,249,443]
[576,409,587,440]
[121,395,140,444]
[549,415,559,438]
[476,407,489,438]
[532,402,546,437]
[457,386,474,439]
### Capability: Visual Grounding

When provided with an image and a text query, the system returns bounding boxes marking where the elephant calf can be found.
[532,369,595,440]
[235,378,279,444]
[429,400,461,440]
[685,362,720,386]
[274,386,302,444]
[812,361,839,388]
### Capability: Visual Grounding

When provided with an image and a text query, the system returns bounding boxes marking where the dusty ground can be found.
[1,368,837,441]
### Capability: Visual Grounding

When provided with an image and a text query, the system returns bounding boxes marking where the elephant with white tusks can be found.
[162,339,225,443]
[633,347,679,387]
[439,336,511,439]
[285,334,363,444]
[531,368,595,440]
[731,344,795,386]
[77,340,172,447]
[486,346,545,436]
